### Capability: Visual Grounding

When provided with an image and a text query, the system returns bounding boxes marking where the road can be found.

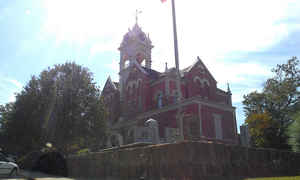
[0,170,85,180]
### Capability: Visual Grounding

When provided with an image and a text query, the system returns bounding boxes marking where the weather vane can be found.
[135,9,142,24]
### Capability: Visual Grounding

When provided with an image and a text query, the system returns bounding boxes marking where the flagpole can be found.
[171,0,184,141]
[171,0,179,71]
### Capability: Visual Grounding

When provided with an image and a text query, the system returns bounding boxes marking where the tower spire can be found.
[135,9,142,25]
[165,62,168,72]
[227,82,232,94]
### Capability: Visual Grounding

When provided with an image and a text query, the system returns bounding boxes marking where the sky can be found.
[0,0,299,130]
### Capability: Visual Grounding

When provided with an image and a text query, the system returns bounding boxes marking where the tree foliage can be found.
[288,112,300,152]
[245,112,279,147]
[0,62,107,155]
[243,57,300,149]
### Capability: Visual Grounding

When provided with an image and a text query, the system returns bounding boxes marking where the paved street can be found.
[0,170,85,180]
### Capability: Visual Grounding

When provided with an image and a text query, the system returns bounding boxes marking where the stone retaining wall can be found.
[67,141,300,180]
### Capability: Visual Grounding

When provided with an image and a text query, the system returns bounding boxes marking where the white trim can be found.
[193,76,210,87]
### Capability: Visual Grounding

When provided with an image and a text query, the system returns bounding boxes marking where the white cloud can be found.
[0,7,11,22]
[211,61,272,85]
[4,78,23,89]
[105,59,119,72]
[211,61,270,103]
[8,94,16,103]
[232,87,263,104]
[0,77,23,104]
[89,42,117,56]
[25,9,31,15]
[41,0,300,60]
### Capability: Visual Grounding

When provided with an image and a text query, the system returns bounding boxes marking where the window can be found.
[213,114,223,140]
[141,60,146,67]
[0,154,7,162]
[157,93,163,108]
[132,84,136,95]
[125,60,130,68]
[128,86,131,96]
[186,116,198,139]
[154,91,163,108]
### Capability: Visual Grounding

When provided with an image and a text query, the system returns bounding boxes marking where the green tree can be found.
[288,112,300,152]
[0,102,16,149]
[0,62,107,155]
[245,111,280,147]
[243,57,300,149]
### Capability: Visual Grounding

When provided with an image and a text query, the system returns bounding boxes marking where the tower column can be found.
[119,51,124,101]
[120,51,125,70]
[145,51,152,69]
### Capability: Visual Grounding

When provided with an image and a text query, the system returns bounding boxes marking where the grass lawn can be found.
[246,177,300,180]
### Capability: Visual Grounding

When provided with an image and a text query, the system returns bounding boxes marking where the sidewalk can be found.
[17,170,98,180]
[18,170,73,180]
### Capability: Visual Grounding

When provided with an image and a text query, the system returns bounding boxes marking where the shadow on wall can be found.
[32,151,68,177]
[18,151,68,177]
[66,141,300,180]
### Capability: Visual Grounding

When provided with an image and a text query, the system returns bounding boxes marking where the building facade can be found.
[102,23,238,146]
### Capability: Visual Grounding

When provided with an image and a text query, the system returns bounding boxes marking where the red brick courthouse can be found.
[102,23,238,146]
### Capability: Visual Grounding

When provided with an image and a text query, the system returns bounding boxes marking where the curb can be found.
[19,170,35,180]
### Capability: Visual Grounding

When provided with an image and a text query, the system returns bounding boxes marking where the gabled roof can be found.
[102,76,118,95]
[181,56,217,83]
[142,67,161,80]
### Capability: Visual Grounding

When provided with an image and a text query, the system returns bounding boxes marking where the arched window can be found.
[137,79,142,87]
[141,59,146,67]
[173,91,178,103]
[127,86,131,98]
[125,60,130,68]
[157,93,163,108]
[137,79,142,109]
[204,81,209,98]
[132,84,136,95]
[202,79,210,87]
[193,76,201,84]
[154,91,163,108]
[193,76,202,95]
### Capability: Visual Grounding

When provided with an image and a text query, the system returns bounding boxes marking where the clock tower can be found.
[118,23,153,101]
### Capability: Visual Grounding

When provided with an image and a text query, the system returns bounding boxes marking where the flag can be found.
[161,0,167,3]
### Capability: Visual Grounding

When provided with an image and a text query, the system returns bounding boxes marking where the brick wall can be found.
[67,141,300,180]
